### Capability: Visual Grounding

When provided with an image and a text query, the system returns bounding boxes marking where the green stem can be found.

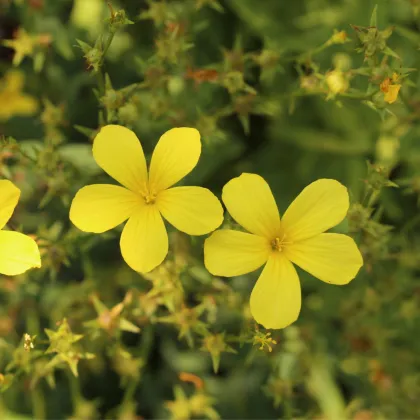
[282,396,293,419]
[283,41,331,63]
[401,213,420,234]
[100,31,116,66]
[121,378,138,408]
[97,30,117,124]
[306,355,347,420]
[31,385,46,420]
[285,90,372,101]
[68,370,82,409]
[366,189,380,209]
[140,324,154,360]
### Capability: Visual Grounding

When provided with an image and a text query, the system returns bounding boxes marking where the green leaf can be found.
[369,5,378,27]
[383,46,400,59]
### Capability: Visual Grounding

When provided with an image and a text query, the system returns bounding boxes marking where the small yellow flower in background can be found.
[204,174,363,329]
[0,71,38,121]
[380,73,401,104]
[328,30,349,45]
[2,28,35,66]
[70,125,224,273]
[325,69,349,96]
[2,28,51,67]
[0,180,41,275]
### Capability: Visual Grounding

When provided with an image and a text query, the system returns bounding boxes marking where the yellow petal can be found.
[5,71,24,92]
[384,84,401,104]
[222,173,281,238]
[250,253,301,329]
[120,205,168,273]
[13,94,38,115]
[285,233,363,285]
[0,180,20,229]
[281,179,349,242]
[204,229,270,276]
[69,184,142,233]
[157,186,223,235]
[148,128,201,193]
[0,230,41,275]
[92,125,148,193]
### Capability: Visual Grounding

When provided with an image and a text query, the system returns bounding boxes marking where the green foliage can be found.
[1,0,420,419]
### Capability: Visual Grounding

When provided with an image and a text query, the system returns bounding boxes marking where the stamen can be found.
[271,237,282,251]
[271,234,292,252]
[143,192,156,204]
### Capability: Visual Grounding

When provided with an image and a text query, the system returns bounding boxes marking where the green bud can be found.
[167,76,185,96]
[76,39,102,72]
[107,9,134,32]
[348,204,372,232]
[118,102,139,125]
[101,89,123,110]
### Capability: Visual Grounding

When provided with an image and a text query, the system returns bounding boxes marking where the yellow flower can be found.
[0,180,41,275]
[328,30,348,45]
[380,75,401,104]
[2,28,51,67]
[325,69,349,95]
[2,28,35,66]
[0,71,38,121]
[204,174,363,329]
[69,125,224,273]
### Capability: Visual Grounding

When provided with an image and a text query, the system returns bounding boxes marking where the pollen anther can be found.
[271,234,291,252]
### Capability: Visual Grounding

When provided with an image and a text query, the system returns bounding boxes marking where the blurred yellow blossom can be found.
[380,73,401,104]
[70,125,223,273]
[0,180,41,275]
[0,71,38,121]
[328,30,349,45]
[325,69,349,97]
[70,0,105,38]
[2,28,51,66]
[376,136,400,164]
[204,174,363,329]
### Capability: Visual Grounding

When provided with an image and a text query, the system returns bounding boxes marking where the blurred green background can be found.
[1,0,420,419]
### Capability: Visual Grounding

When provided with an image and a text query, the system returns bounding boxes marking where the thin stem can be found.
[366,189,380,209]
[282,396,293,419]
[68,370,82,409]
[284,89,372,101]
[97,30,117,124]
[121,378,138,408]
[401,213,420,234]
[31,385,46,420]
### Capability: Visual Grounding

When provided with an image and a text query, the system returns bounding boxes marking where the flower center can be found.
[271,234,291,252]
[143,192,157,205]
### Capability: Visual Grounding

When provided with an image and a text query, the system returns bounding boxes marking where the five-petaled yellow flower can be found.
[204,173,363,329]
[0,180,41,275]
[70,125,224,273]
[0,71,38,121]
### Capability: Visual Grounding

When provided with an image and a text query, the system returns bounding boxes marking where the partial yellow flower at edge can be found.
[0,71,38,121]
[69,125,224,273]
[0,180,41,276]
[204,174,363,330]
